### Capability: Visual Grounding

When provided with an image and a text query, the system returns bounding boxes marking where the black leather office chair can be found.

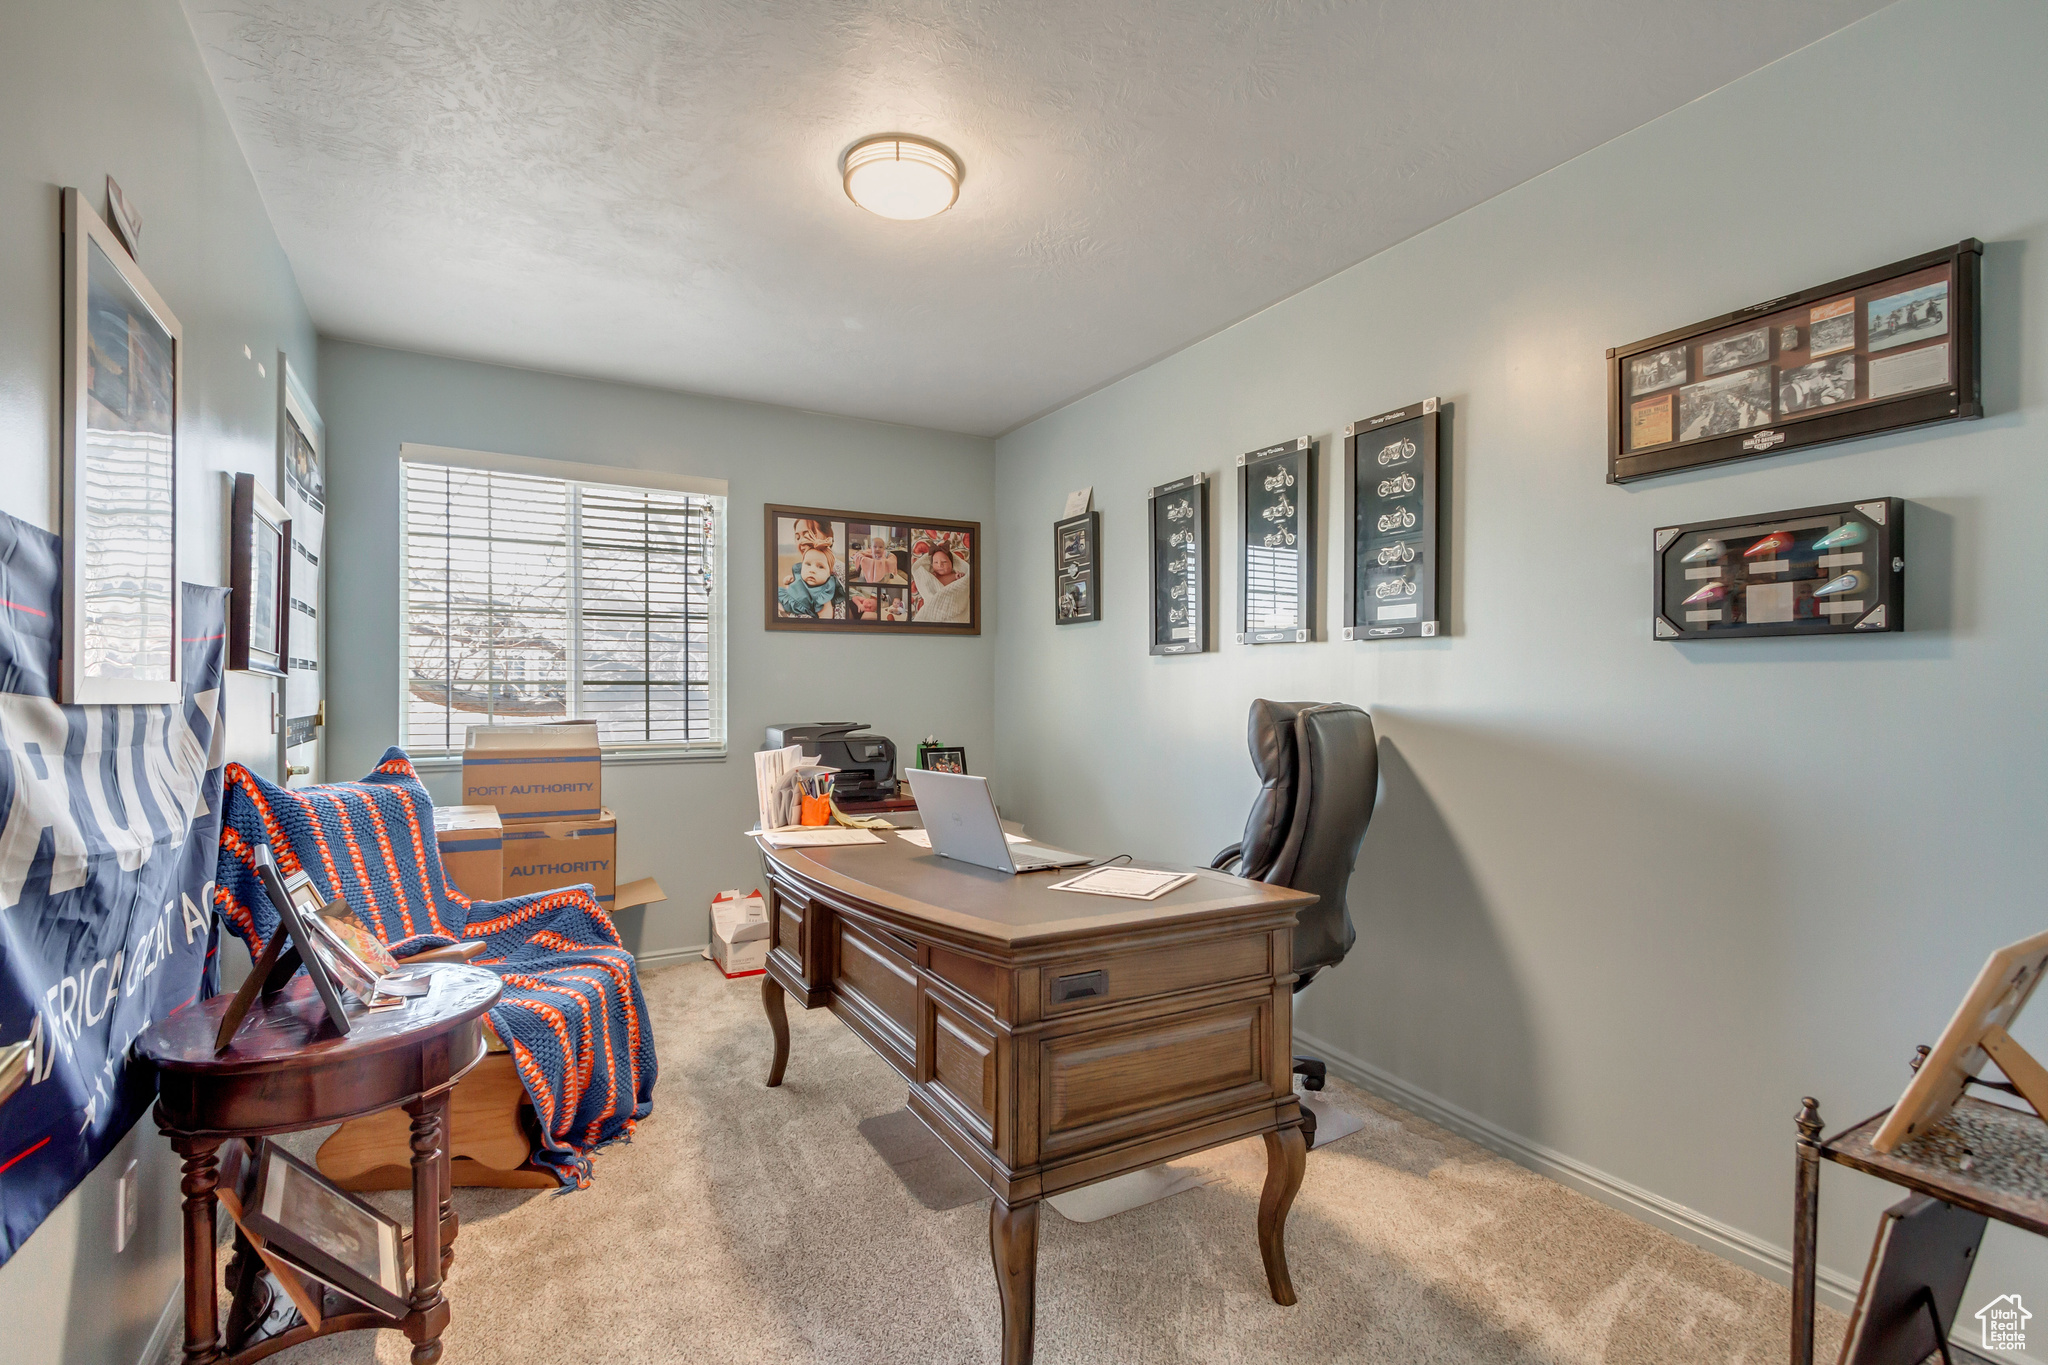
[1211,700,1378,1148]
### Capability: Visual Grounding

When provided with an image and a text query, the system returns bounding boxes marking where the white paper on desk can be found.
[896,829,1028,848]
[1048,867,1196,900]
[757,827,883,849]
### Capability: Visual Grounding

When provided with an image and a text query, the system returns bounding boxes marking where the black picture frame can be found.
[1344,399,1443,641]
[244,1141,410,1318]
[916,745,967,774]
[1148,473,1209,656]
[1237,437,1316,645]
[763,504,980,634]
[1054,510,1100,624]
[1608,240,1982,483]
[1652,497,1903,640]
[231,472,291,676]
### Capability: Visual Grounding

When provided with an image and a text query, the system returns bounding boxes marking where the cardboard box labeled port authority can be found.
[463,721,603,821]
[433,805,503,902]
[502,810,618,907]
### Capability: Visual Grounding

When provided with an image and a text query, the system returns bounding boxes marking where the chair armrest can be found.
[1210,842,1243,873]
[394,940,489,965]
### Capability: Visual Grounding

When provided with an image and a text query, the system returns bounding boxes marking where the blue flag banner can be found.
[0,509,228,1266]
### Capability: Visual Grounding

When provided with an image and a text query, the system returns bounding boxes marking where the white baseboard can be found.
[137,1279,181,1365]
[635,943,709,972]
[1294,1028,1865,1315]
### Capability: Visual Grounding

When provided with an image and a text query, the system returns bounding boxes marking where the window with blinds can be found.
[401,459,724,756]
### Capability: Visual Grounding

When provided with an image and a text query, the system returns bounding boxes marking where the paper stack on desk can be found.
[755,827,883,848]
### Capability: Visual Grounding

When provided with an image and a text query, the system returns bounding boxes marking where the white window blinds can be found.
[401,457,725,756]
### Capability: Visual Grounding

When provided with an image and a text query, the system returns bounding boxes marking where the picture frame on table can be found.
[1237,436,1316,645]
[244,1141,411,1318]
[61,185,183,704]
[1607,239,1981,483]
[917,745,967,775]
[230,473,291,676]
[1054,510,1100,624]
[764,504,980,635]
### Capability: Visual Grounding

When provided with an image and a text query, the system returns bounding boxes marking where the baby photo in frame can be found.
[765,505,979,635]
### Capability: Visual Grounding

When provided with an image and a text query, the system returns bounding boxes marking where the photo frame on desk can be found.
[244,1141,410,1318]
[1148,473,1209,655]
[213,844,353,1053]
[1344,399,1443,642]
[1608,240,1982,483]
[1237,437,1316,645]
[1054,510,1099,624]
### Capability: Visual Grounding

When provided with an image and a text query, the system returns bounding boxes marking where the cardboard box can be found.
[502,810,617,908]
[433,805,504,902]
[463,721,602,822]
[707,889,769,978]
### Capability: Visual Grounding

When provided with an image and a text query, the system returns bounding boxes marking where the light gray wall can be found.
[0,0,318,1361]
[991,0,2048,1339]
[317,340,995,958]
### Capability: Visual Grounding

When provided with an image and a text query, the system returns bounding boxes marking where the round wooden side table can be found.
[140,964,502,1365]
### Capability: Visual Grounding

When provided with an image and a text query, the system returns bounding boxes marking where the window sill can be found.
[410,748,727,770]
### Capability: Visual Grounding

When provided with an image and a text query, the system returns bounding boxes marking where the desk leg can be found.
[763,974,790,1088]
[406,1098,450,1364]
[990,1197,1039,1365]
[436,1087,457,1277]
[173,1137,223,1365]
[1259,1125,1307,1306]
[1792,1097,1823,1365]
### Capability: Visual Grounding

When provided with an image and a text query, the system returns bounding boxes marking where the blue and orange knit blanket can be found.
[213,749,655,1187]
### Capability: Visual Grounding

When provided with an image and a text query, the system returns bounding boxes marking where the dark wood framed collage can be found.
[764,503,980,635]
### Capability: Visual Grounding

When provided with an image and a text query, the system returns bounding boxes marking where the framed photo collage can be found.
[765,504,979,635]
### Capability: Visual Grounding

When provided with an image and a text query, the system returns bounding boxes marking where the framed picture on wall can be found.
[61,186,183,704]
[1148,473,1210,656]
[230,473,291,676]
[764,504,980,634]
[1237,436,1316,645]
[1607,239,1982,483]
[1054,510,1099,624]
[1344,398,1444,642]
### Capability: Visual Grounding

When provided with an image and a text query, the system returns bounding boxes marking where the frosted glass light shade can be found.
[843,135,961,220]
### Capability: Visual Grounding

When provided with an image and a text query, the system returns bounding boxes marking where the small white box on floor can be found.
[706,889,770,978]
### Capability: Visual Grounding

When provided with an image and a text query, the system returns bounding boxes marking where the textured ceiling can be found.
[185,0,1889,436]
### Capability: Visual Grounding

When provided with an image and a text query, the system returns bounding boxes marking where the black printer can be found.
[763,722,899,802]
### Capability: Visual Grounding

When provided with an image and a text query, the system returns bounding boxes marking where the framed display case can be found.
[1343,398,1443,641]
[764,504,979,634]
[1609,240,1981,483]
[1148,473,1209,655]
[1653,497,1903,640]
[230,472,291,676]
[61,186,183,704]
[1237,437,1316,645]
[1054,510,1099,624]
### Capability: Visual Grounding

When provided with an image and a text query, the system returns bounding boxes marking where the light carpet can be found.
[194,961,1846,1364]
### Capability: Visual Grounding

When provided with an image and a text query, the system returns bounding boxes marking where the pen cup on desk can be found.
[798,769,836,827]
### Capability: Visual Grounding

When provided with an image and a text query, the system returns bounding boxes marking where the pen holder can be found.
[797,771,836,827]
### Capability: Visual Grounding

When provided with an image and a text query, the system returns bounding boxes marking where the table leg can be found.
[405,1097,451,1364]
[1792,1097,1823,1365]
[990,1197,1039,1365]
[1259,1124,1308,1306]
[436,1087,457,1277]
[763,974,790,1088]
[173,1136,224,1365]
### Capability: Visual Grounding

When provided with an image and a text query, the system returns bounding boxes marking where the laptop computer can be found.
[904,769,1093,873]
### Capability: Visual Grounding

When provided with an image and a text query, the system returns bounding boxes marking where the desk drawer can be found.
[833,918,918,1048]
[1042,934,1271,1017]
[1040,998,1269,1155]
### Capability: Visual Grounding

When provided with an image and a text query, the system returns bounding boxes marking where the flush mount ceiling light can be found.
[842,134,962,220]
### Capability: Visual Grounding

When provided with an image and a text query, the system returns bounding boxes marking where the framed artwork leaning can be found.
[1054,510,1099,624]
[61,186,183,703]
[230,473,291,676]
[1608,240,1982,483]
[1237,437,1316,645]
[764,504,979,634]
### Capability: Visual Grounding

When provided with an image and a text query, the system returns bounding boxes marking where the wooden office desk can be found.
[754,833,1317,1365]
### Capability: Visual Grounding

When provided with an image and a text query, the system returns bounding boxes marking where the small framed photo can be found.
[230,473,291,676]
[765,505,979,634]
[917,745,967,775]
[1054,510,1099,624]
[244,1141,410,1318]
[1628,344,1687,395]
[1699,326,1770,377]
[62,187,183,703]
